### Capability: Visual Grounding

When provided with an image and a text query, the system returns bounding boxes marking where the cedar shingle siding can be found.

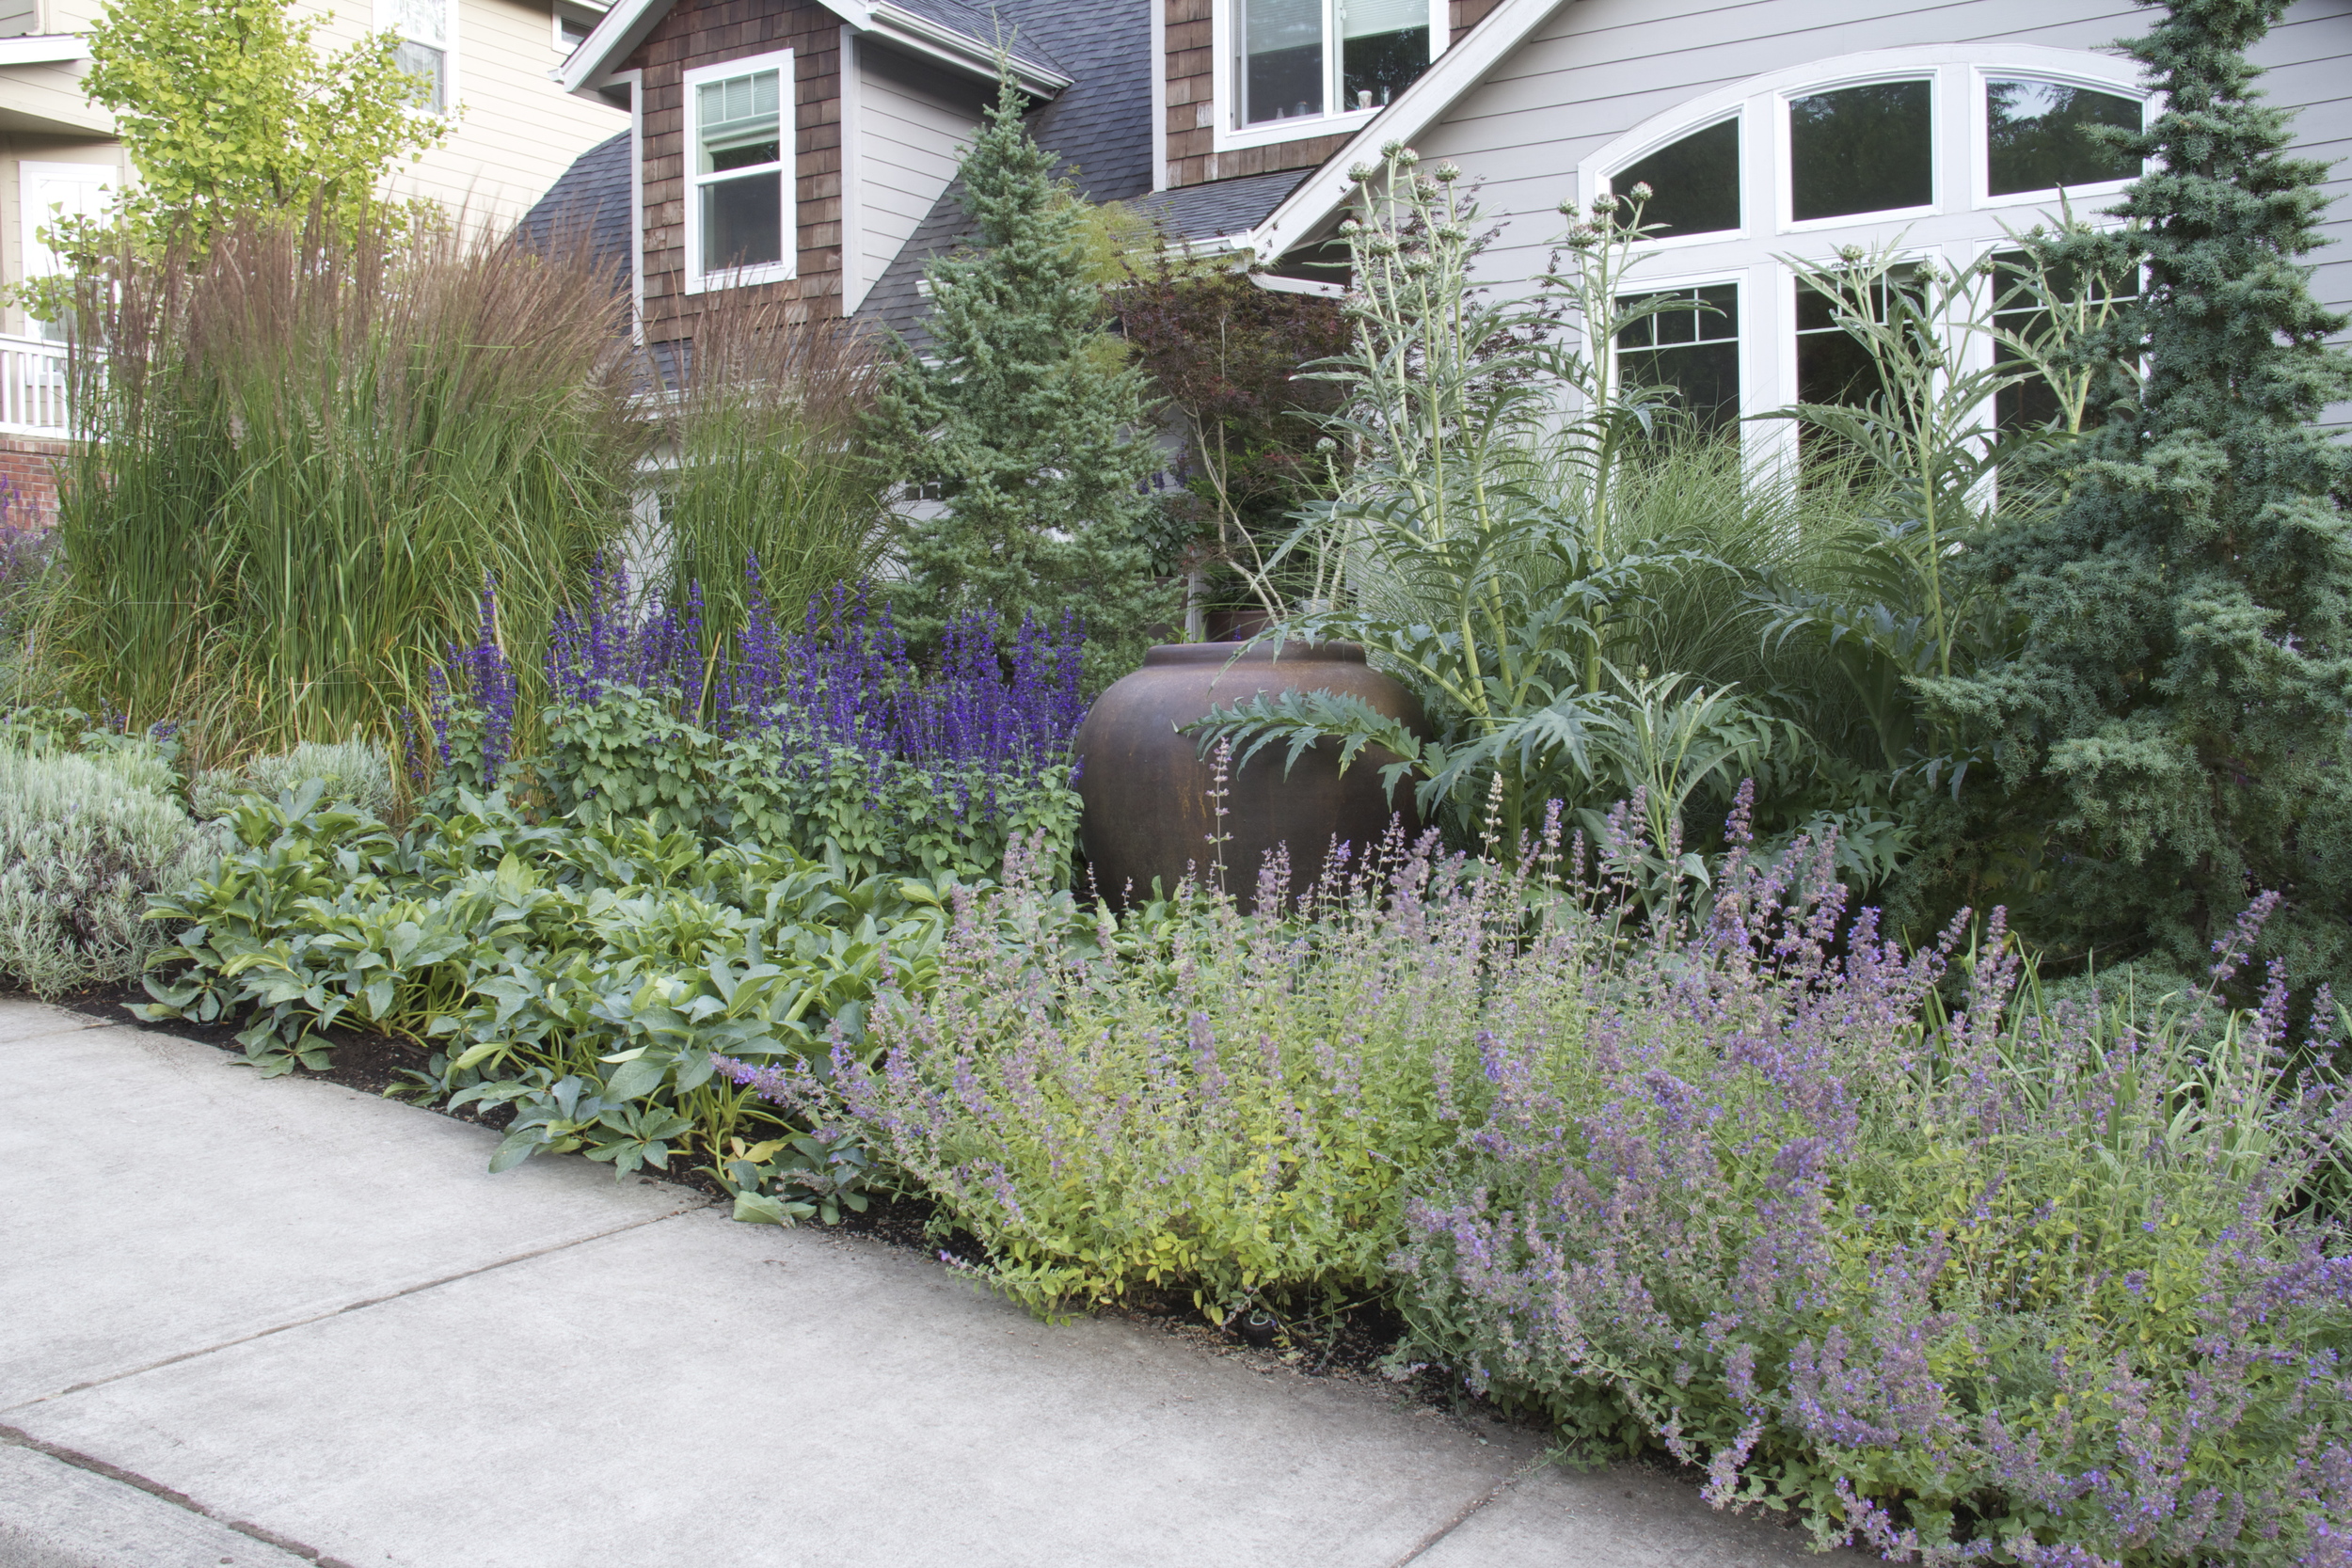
[630,0,846,333]
[1449,0,1500,42]
[1160,0,1499,189]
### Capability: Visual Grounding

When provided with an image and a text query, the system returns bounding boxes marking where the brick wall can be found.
[628,0,846,340]
[1162,0,1503,189]
[0,437,68,529]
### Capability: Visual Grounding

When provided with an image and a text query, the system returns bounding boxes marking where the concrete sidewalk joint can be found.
[1,1426,354,1568]
[2,1201,712,1416]
[1387,1452,1553,1567]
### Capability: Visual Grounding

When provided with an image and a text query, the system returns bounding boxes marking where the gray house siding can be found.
[847,42,988,310]
[1404,0,2351,423]
[2262,2,2352,330]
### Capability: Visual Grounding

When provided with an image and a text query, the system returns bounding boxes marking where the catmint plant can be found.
[1397,787,2352,1565]
[734,817,1593,1322]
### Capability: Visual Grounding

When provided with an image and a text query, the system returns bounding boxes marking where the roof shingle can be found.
[515,128,633,285]
[856,0,1155,346]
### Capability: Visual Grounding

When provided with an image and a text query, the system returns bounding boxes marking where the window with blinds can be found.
[685,54,794,289]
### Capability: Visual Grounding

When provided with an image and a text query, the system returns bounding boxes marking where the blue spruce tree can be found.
[1934,0,2352,987]
[877,71,1168,683]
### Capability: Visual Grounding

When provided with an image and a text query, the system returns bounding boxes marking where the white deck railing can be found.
[0,332,72,439]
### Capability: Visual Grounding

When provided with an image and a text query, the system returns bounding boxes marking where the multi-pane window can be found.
[1240,0,1436,127]
[1986,79,2142,195]
[687,56,791,288]
[1990,248,2140,433]
[1795,270,1918,412]
[1616,285,1740,434]
[1589,53,2152,462]
[386,0,452,113]
[1788,80,1932,221]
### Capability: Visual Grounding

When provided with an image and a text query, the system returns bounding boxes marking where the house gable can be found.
[1229,0,2351,442]
[628,0,848,332]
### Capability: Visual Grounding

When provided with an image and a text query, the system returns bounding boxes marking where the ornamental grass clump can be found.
[0,504,57,705]
[738,822,1591,1321]
[54,210,635,760]
[649,300,893,667]
[1398,789,2352,1565]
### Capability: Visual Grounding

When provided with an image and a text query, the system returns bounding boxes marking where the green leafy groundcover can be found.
[134,783,1066,1217]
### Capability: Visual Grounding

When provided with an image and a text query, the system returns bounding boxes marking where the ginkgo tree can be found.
[20,0,447,316]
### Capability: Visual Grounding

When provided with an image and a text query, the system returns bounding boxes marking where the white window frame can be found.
[378,0,458,116]
[1969,66,2146,214]
[1606,268,1750,431]
[681,48,796,295]
[1575,45,2152,466]
[1210,0,1448,153]
[616,67,645,343]
[554,0,607,56]
[18,161,116,284]
[1775,68,1943,237]
[17,160,117,338]
[1597,112,1754,257]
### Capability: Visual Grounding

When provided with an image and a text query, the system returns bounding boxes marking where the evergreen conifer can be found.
[1935,0,2352,985]
[877,72,1168,681]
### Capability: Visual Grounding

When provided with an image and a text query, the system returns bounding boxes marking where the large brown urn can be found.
[1073,641,1426,909]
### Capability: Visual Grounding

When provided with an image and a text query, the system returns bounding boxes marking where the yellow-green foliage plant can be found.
[24,0,447,306]
[741,826,1590,1323]
[51,211,638,766]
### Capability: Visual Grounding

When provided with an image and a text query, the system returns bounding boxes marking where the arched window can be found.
[1577,46,2150,452]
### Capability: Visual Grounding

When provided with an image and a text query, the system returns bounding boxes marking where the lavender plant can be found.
[1398,790,2352,1565]
[1,743,212,995]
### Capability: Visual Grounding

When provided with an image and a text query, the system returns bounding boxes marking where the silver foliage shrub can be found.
[0,747,213,996]
[191,738,395,822]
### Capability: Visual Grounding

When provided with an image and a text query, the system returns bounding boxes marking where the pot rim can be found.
[1140,640,1366,669]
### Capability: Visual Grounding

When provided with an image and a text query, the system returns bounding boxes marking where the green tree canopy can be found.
[874,70,1168,682]
[1932,0,2352,988]
[29,0,446,305]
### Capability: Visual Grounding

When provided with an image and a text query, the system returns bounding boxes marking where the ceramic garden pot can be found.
[1073,641,1426,909]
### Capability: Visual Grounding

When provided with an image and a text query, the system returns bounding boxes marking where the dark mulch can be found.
[57,981,432,1096]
